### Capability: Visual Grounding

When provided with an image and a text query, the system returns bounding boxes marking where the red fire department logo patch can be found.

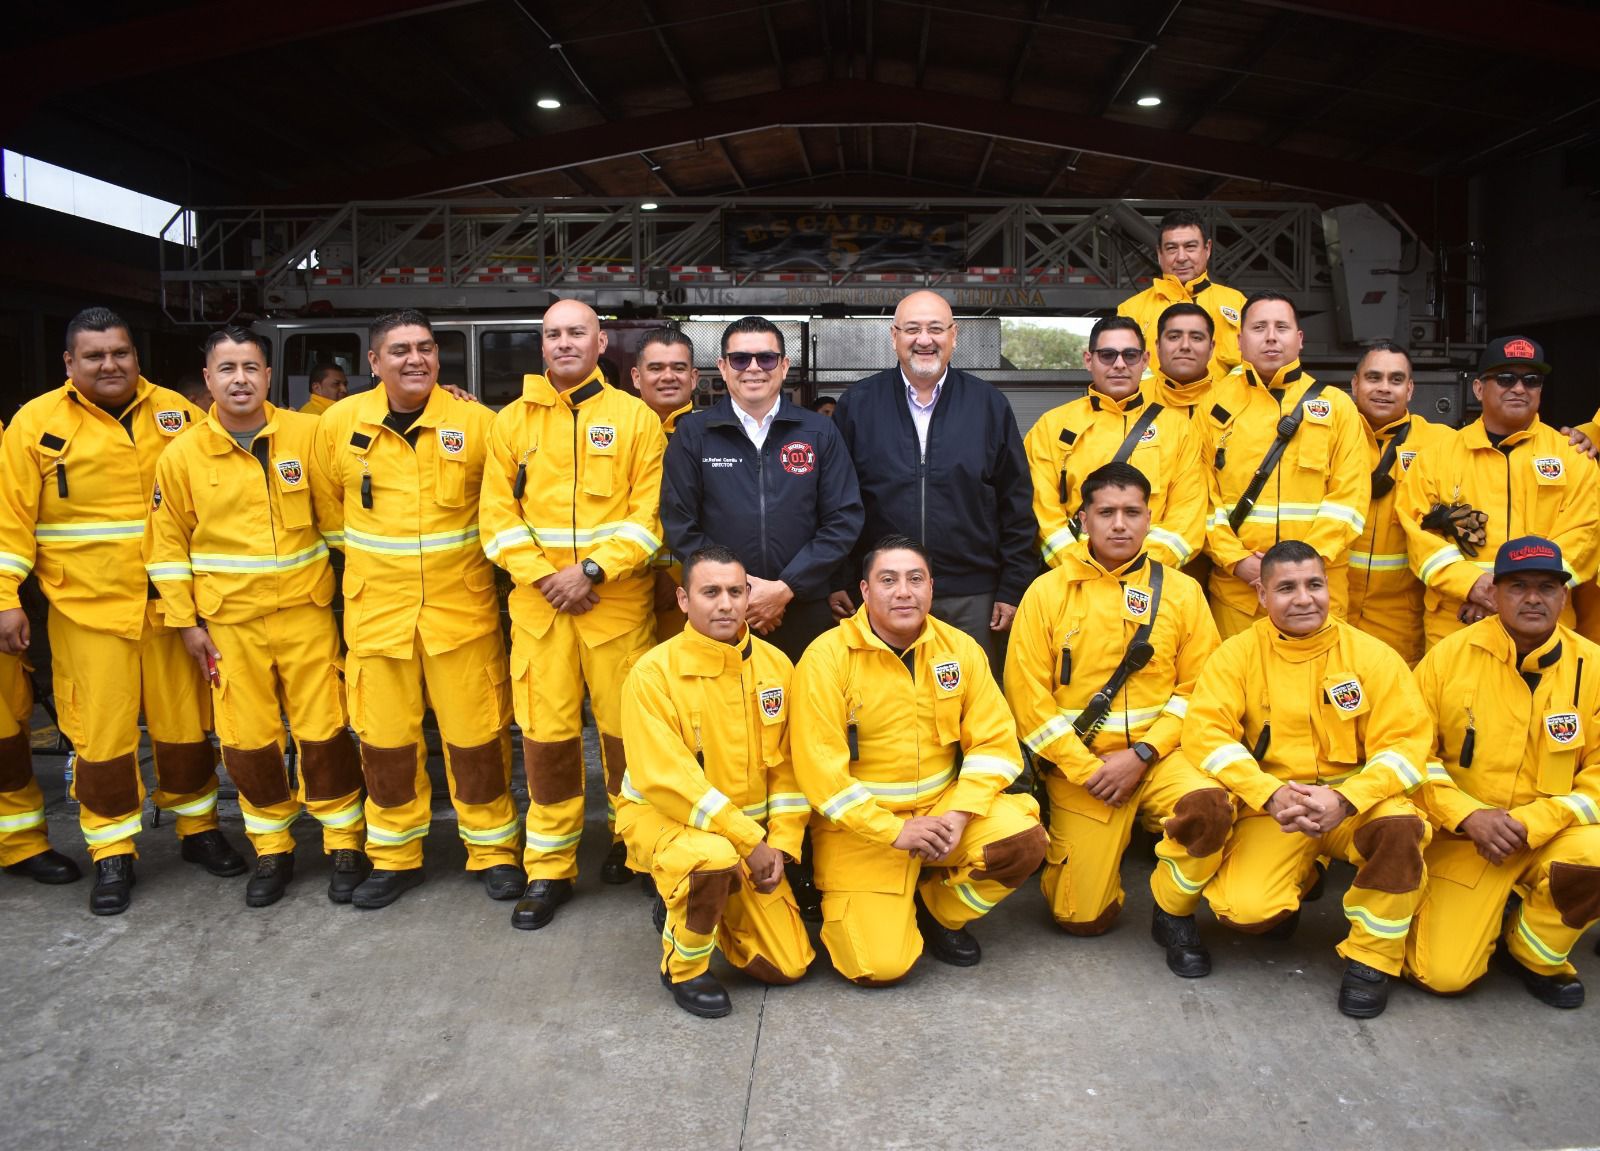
[779,440,816,476]
[155,410,187,434]
[759,687,784,719]
[1534,457,1564,480]
[437,428,465,455]
[1304,399,1331,420]
[1504,338,1537,360]
[588,424,616,449]
[1546,712,1580,744]
[1328,679,1363,711]
[276,458,303,485]
[934,660,961,692]
[1125,586,1152,618]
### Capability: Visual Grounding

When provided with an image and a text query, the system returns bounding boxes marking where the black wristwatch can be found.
[1131,742,1157,766]
[581,558,605,584]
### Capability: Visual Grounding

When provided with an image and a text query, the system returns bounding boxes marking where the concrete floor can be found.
[4,750,1599,1151]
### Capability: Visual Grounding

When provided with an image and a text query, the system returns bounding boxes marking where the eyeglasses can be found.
[1485,371,1545,389]
[723,350,783,371]
[893,323,952,338]
[1092,347,1145,366]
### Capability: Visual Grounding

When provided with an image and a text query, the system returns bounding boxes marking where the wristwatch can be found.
[1131,742,1157,766]
[581,558,605,584]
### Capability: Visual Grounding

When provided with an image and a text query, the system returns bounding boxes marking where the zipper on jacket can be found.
[571,404,580,565]
[918,444,927,545]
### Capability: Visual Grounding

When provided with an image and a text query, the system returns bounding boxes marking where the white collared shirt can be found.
[901,370,947,453]
[735,395,782,450]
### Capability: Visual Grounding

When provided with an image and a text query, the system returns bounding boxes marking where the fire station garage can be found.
[2,3,1598,1149]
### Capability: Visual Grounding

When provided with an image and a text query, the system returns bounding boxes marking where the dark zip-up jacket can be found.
[833,367,1037,603]
[662,396,863,600]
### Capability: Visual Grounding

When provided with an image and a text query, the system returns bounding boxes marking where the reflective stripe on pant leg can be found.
[422,630,517,867]
[921,791,1046,930]
[1149,767,1232,917]
[142,619,219,837]
[577,616,654,839]
[1505,829,1600,977]
[348,646,431,869]
[515,618,587,879]
[1329,799,1426,975]
[0,775,49,866]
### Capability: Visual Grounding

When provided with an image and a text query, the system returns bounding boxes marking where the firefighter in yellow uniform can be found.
[1118,209,1246,378]
[631,326,698,642]
[146,327,366,908]
[1183,540,1433,1017]
[1406,536,1600,1008]
[312,309,521,910]
[792,536,1048,984]
[0,414,81,888]
[299,364,347,416]
[480,298,666,929]
[1201,292,1369,638]
[1347,342,1455,665]
[618,545,814,1017]
[0,308,240,915]
[1397,336,1599,653]
[1025,316,1205,570]
[1142,302,1227,420]
[1006,463,1231,976]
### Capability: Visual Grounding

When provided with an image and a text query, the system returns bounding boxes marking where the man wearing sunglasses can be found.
[1118,209,1247,379]
[1025,315,1206,575]
[1397,335,1599,651]
[661,316,862,664]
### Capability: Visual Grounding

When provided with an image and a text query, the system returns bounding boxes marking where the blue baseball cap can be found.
[1493,535,1565,581]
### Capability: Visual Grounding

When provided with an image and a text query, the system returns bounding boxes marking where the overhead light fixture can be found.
[641,202,659,211]
[1136,94,1162,108]
[537,97,561,110]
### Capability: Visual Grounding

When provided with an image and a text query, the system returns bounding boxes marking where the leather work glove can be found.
[1420,501,1489,557]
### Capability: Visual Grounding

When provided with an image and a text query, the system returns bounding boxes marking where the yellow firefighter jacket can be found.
[1395,417,1599,619]
[1118,273,1246,377]
[1006,540,1219,784]
[480,369,665,645]
[1414,618,1600,853]
[144,403,334,628]
[1201,362,1370,613]
[0,378,200,639]
[300,393,335,417]
[791,607,1023,847]
[1183,617,1432,814]
[1023,388,1206,569]
[618,622,809,860]
[311,383,498,659]
[1141,363,1228,421]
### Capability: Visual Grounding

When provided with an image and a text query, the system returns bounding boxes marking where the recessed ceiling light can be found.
[1136,95,1162,108]
[641,202,659,211]
[537,97,561,110]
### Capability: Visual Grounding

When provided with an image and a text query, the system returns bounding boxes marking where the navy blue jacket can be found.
[662,396,863,600]
[833,367,1037,603]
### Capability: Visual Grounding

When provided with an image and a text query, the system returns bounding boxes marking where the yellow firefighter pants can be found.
[210,604,364,857]
[1349,594,1424,666]
[1202,798,1429,974]
[813,791,1048,985]
[49,606,217,862]
[1211,564,1349,640]
[513,613,655,879]
[0,651,48,867]
[346,629,517,870]
[1040,751,1232,933]
[618,802,815,983]
[1405,825,1600,989]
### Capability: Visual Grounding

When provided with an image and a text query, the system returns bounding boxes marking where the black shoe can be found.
[511,878,573,930]
[1151,906,1212,978]
[600,841,634,885]
[1338,960,1392,1018]
[1303,860,1328,902]
[786,861,823,924]
[1262,908,1301,941]
[327,849,371,904]
[90,855,136,916]
[352,867,425,909]
[179,829,247,877]
[651,893,667,936]
[245,853,295,908]
[915,893,981,967]
[660,969,732,1018]
[4,848,82,885]
[1496,947,1586,1008]
[480,863,526,901]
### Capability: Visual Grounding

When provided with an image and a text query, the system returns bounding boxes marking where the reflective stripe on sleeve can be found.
[959,754,1021,784]
[1366,749,1424,791]
[1146,525,1193,563]
[1554,792,1600,826]
[820,781,874,822]
[1199,741,1254,777]
[689,787,730,830]
[0,551,33,577]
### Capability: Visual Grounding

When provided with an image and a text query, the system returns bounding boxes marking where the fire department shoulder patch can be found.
[276,458,303,485]
[587,424,616,449]
[1219,306,1240,324]
[759,687,784,719]
[1304,399,1331,420]
[1399,450,1417,471]
[1125,586,1152,618]
[934,660,961,692]
[1534,456,1564,480]
[1327,679,1363,711]
[779,440,816,476]
[437,428,465,455]
[1546,712,1580,744]
[151,482,162,510]
[1138,424,1158,444]
[155,410,187,434]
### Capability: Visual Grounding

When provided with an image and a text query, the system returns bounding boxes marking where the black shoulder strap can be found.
[1369,419,1412,500]
[1227,382,1329,534]
[1072,561,1165,742]
[1110,402,1164,465]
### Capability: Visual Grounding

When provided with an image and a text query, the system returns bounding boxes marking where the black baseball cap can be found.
[1479,335,1551,376]
[1493,535,1566,582]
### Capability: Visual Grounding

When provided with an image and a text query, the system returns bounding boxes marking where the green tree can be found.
[1001,321,1088,370]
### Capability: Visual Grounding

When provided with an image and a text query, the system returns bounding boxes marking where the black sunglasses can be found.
[1485,371,1545,389]
[1091,347,1144,366]
[723,350,783,371]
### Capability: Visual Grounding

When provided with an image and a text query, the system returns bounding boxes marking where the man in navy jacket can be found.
[661,316,864,663]
[829,291,1037,675]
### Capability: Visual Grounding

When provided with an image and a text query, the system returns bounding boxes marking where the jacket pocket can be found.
[434,455,467,508]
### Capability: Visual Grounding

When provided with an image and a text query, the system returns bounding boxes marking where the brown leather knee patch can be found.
[972,823,1049,889]
[360,742,419,808]
[1164,788,1233,858]
[447,737,508,805]
[524,737,583,805]
[1057,899,1122,936]
[600,733,626,797]
[0,731,32,792]
[152,739,217,795]
[740,954,801,986]
[74,752,141,818]
[222,743,290,808]
[1352,814,1426,895]
[297,733,362,801]
[1217,908,1294,935]
[685,865,738,934]
[1550,861,1600,929]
